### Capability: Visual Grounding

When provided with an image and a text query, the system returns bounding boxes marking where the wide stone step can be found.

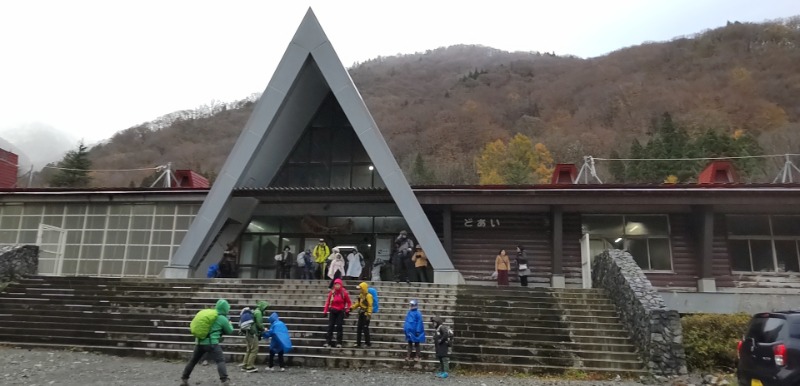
[453,336,638,354]
[453,305,619,317]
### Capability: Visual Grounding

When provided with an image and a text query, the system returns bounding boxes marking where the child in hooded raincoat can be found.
[264,312,292,371]
[431,316,453,378]
[403,299,426,361]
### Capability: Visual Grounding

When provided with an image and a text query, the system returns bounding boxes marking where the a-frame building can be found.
[168,9,463,284]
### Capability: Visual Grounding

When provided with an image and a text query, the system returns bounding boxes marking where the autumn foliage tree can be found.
[476,133,554,184]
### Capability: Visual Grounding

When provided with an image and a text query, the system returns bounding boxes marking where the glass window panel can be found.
[288,130,311,163]
[23,205,43,215]
[146,261,167,276]
[129,231,150,245]
[44,205,64,215]
[156,204,175,215]
[240,234,258,265]
[582,216,624,236]
[18,230,36,243]
[306,165,329,187]
[131,204,155,216]
[107,216,129,229]
[65,204,86,215]
[65,245,80,258]
[772,216,800,237]
[61,259,78,275]
[78,259,100,275]
[352,142,370,163]
[127,246,148,261]
[751,240,775,272]
[175,216,192,230]
[330,165,351,187]
[105,231,128,245]
[727,215,770,236]
[109,205,131,215]
[258,235,280,269]
[0,216,20,229]
[37,260,56,275]
[775,240,800,273]
[88,205,108,215]
[374,217,408,234]
[100,260,124,275]
[272,165,303,186]
[41,216,63,228]
[173,231,186,245]
[278,217,303,233]
[132,216,153,229]
[648,238,672,270]
[63,216,84,229]
[81,245,102,260]
[66,231,82,244]
[149,246,171,261]
[176,205,198,216]
[374,172,386,188]
[0,230,17,243]
[152,231,173,245]
[86,216,107,229]
[352,165,374,187]
[83,231,104,244]
[2,205,23,215]
[330,130,352,162]
[124,261,147,276]
[626,216,669,236]
[102,245,126,260]
[627,239,649,269]
[246,217,280,233]
[153,216,175,230]
[309,128,331,163]
[327,217,372,234]
[21,216,42,229]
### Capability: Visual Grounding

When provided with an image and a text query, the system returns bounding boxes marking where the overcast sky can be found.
[0,0,797,147]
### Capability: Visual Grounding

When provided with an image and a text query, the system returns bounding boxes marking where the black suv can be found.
[737,311,800,386]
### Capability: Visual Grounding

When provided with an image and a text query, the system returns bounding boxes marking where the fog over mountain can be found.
[0,122,78,172]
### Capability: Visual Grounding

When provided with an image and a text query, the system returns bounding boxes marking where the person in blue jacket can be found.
[265,312,292,371]
[403,299,426,362]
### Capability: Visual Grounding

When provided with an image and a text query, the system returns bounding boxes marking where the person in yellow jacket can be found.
[412,245,429,283]
[350,282,374,348]
[312,238,330,280]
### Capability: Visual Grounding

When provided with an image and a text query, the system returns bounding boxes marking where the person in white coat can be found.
[346,248,364,280]
[327,248,345,289]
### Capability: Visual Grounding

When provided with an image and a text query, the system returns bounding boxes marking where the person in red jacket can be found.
[322,278,352,348]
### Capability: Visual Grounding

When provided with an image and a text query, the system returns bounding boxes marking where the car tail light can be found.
[737,340,743,359]
[774,344,786,366]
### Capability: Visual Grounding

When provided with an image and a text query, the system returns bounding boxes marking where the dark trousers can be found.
[326,309,345,345]
[393,255,406,282]
[520,275,528,287]
[407,342,421,358]
[404,257,416,282]
[416,266,428,283]
[356,312,371,346]
[328,271,342,289]
[182,344,228,382]
[268,349,285,368]
[300,265,313,280]
[276,263,291,279]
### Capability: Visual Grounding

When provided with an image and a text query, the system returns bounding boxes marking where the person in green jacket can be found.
[241,300,269,372]
[181,299,234,386]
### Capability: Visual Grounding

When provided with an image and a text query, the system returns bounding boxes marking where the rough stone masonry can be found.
[0,245,39,282]
[592,249,688,377]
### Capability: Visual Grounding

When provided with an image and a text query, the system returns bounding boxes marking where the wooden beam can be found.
[443,205,453,258]
[701,206,714,278]
[552,205,563,275]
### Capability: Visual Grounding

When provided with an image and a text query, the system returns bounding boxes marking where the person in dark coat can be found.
[393,230,415,283]
[516,245,531,287]
[218,243,238,278]
[431,315,453,378]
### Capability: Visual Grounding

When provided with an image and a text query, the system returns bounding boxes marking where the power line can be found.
[41,165,160,173]
[593,154,800,162]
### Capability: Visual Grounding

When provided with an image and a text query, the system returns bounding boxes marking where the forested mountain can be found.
[84,18,800,187]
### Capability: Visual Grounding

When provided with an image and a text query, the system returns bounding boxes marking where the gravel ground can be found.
[0,347,653,386]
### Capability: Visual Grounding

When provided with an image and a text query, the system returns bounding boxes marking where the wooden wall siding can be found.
[451,214,551,282]
[562,213,583,285]
[644,214,700,289]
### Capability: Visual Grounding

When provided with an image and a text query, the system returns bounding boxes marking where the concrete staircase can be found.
[0,276,645,375]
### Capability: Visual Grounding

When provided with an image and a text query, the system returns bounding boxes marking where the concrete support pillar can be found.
[443,206,452,258]
[552,206,564,288]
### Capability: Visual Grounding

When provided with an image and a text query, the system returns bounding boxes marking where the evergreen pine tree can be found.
[49,142,92,187]
[410,153,435,185]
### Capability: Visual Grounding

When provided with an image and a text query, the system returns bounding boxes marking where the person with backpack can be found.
[240,300,269,373]
[275,246,293,279]
[431,315,453,378]
[181,299,234,386]
[264,312,292,371]
[218,243,238,278]
[297,248,313,280]
[322,278,351,348]
[313,239,331,280]
[516,245,531,287]
[403,299,426,362]
[350,282,374,348]
[393,230,415,283]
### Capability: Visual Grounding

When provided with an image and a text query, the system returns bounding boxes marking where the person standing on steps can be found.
[403,299,426,362]
[327,248,346,289]
[412,245,429,283]
[393,230,415,283]
[265,312,292,372]
[181,299,234,386]
[275,246,293,279]
[350,282,374,348]
[218,242,238,278]
[516,245,531,287]
[297,248,313,280]
[495,249,510,286]
[322,278,352,348]
[431,315,453,379]
[345,247,364,281]
[241,300,269,373]
[313,239,331,280]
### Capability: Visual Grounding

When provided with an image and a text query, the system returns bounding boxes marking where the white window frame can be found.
[727,215,800,273]
[582,214,674,273]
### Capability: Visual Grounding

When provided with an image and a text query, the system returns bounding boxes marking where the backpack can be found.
[367,287,379,314]
[190,309,218,339]
[439,324,454,346]
[206,264,220,278]
[296,253,306,267]
[239,307,254,333]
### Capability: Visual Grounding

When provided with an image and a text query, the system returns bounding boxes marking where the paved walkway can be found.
[0,347,649,386]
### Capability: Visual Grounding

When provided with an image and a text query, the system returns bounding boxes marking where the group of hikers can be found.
[180,279,454,386]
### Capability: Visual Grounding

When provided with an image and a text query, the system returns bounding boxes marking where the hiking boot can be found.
[354,343,362,348]
[280,367,286,372]
[322,343,330,348]
[180,379,189,386]
[335,343,342,348]
[266,367,274,371]
[201,360,209,366]
[436,372,449,379]
[245,367,258,373]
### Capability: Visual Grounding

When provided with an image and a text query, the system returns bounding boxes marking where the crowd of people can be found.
[180,280,454,386]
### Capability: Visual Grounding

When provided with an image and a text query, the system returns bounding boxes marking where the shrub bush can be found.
[682,313,751,371]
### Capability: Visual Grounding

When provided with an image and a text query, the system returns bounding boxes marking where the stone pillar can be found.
[698,206,716,292]
[551,206,565,288]
[160,265,192,279]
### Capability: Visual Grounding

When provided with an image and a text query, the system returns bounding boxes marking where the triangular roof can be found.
[170,9,459,282]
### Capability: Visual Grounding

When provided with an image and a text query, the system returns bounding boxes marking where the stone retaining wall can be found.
[0,245,39,282]
[592,249,687,376]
